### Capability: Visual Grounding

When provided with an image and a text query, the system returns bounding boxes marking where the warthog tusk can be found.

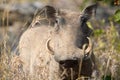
[46,38,54,55]
[85,37,93,54]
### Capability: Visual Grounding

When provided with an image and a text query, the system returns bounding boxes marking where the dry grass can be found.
[0,0,120,80]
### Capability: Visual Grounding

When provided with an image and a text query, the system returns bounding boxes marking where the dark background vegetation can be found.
[0,0,120,80]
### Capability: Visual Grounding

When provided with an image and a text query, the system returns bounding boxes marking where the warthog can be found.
[19,4,98,80]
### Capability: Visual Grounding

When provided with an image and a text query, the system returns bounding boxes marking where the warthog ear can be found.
[81,3,97,22]
[32,5,56,26]
[35,5,56,19]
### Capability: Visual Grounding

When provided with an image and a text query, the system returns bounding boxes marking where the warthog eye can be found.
[55,17,66,25]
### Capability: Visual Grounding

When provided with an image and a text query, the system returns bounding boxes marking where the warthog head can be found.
[35,4,97,77]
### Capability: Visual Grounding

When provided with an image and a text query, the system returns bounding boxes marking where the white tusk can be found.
[85,37,93,54]
[46,38,54,55]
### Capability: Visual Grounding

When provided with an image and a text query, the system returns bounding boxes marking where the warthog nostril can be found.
[59,59,78,68]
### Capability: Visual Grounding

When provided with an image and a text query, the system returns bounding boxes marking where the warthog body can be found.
[19,4,98,80]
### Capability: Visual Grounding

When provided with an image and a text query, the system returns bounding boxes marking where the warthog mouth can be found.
[59,58,80,80]
[60,62,79,80]
[59,58,92,80]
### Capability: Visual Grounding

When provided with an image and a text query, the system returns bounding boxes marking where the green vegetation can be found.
[113,9,120,23]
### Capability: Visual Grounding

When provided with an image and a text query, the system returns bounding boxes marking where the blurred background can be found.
[0,0,120,80]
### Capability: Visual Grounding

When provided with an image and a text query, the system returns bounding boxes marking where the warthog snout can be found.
[59,58,78,68]
[47,37,93,68]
